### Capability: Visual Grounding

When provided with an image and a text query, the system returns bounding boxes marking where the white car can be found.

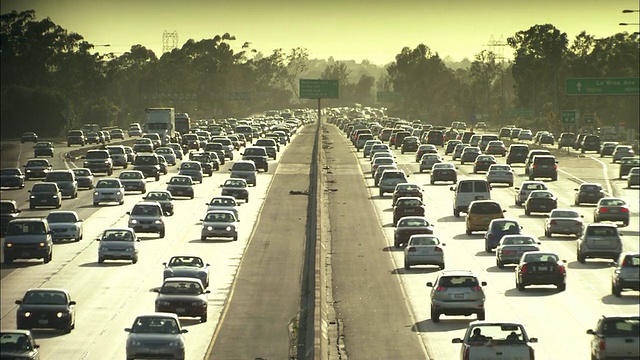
[46,211,83,242]
[93,178,125,206]
[403,234,445,270]
[200,210,239,241]
[486,164,514,187]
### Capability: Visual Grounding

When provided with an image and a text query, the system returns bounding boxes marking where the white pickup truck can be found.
[452,321,537,360]
[587,315,639,360]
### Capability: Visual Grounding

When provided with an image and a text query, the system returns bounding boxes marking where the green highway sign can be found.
[299,79,339,99]
[583,114,596,125]
[505,108,534,118]
[561,110,577,124]
[566,77,640,95]
[377,91,402,102]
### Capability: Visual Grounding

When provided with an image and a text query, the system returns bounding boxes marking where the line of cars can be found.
[336,117,639,360]
[0,112,310,359]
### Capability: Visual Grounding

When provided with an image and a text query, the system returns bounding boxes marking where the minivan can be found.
[529,155,558,181]
[450,179,491,217]
[524,149,551,175]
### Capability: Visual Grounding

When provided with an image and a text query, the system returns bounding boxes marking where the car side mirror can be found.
[79,219,83,222]
[205,290,211,294]
[481,281,487,286]
[126,212,131,215]
[153,289,159,293]
[181,329,188,334]
[48,230,54,235]
[199,219,204,222]
[15,300,22,305]
[529,338,538,343]
[69,300,77,306]
[586,329,595,335]
[449,187,455,191]
[580,215,584,218]
[219,184,223,187]
[96,238,101,242]
[162,262,167,266]
[574,189,578,191]
[502,210,506,213]
[426,282,434,287]
[124,328,132,332]
[28,190,31,193]
[229,169,232,172]
[452,338,463,344]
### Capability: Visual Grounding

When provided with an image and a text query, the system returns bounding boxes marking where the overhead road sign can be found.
[561,110,577,124]
[299,79,339,99]
[566,77,640,95]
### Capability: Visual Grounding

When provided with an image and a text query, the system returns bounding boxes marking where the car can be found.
[133,138,154,153]
[100,130,111,142]
[452,143,468,160]
[97,228,139,263]
[15,288,76,332]
[128,125,142,137]
[600,142,619,157]
[3,218,53,264]
[154,277,210,322]
[21,132,38,143]
[426,270,486,322]
[242,146,269,172]
[230,160,257,186]
[190,152,217,176]
[363,140,382,158]
[44,170,78,199]
[460,146,481,165]
[143,190,175,216]
[466,200,505,235]
[485,141,506,156]
[428,163,456,185]
[83,149,114,175]
[401,136,420,154]
[444,140,461,156]
[495,235,540,268]
[393,197,426,225]
[203,142,226,165]
[166,175,195,199]
[451,321,538,359]
[157,155,169,175]
[142,133,162,149]
[46,211,83,242]
[0,168,26,189]
[125,313,187,360]
[544,209,584,238]
[577,223,623,263]
[528,155,558,181]
[574,183,606,205]
[205,196,240,220]
[473,155,497,173]
[484,219,523,252]
[524,149,551,175]
[23,158,52,180]
[593,197,630,226]
[167,143,184,160]
[392,183,423,205]
[515,251,567,291]
[586,315,640,360]
[154,147,177,166]
[539,133,554,145]
[506,144,529,165]
[163,255,210,287]
[0,200,21,237]
[85,132,102,144]
[415,144,438,162]
[220,178,250,203]
[211,137,235,159]
[558,132,575,148]
[393,216,434,248]
[118,170,147,194]
[517,129,533,141]
[514,181,547,206]
[106,145,128,168]
[371,156,396,174]
[255,138,278,159]
[612,145,634,163]
[627,167,640,188]
[178,161,204,183]
[373,164,398,187]
[379,169,408,196]
[582,135,601,153]
[0,330,41,359]
[124,146,136,162]
[619,157,640,179]
[451,179,492,217]
[33,142,54,157]
[28,182,62,209]
[403,234,445,270]
[485,164,514,187]
[132,153,161,181]
[110,128,125,139]
[524,190,557,215]
[71,168,94,189]
[611,252,640,297]
[93,178,125,206]
[127,202,165,238]
[419,154,443,172]
[200,210,239,241]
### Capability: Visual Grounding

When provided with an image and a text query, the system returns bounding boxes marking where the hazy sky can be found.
[2,0,637,65]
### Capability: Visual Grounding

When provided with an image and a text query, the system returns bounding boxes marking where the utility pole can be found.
[162,31,179,53]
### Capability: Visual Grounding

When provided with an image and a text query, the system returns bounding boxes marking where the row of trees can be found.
[1,10,638,138]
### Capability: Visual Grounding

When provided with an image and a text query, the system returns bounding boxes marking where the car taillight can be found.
[532,164,537,169]
[599,208,609,213]
[620,208,629,213]
[599,339,606,351]
[553,165,557,169]
[558,264,566,275]
[521,264,528,274]
[436,286,445,291]
[434,246,443,252]
[503,250,515,255]
[407,247,417,252]
[472,286,482,291]
[550,220,557,225]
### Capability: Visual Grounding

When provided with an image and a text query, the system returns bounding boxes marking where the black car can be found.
[0,330,41,359]
[619,157,640,179]
[515,251,566,291]
[529,155,558,181]
[574,183,606,205]
[506,144,529,165]
[33,142,54,157]
[23,158,52,180]
[430,163,457,184]
[393,197,426,225]
[21,132,38,143]
[242,146,269,172]
[0,200,21,237]
[28,182,62,209]
[539,133,555,145]
[394,216,434,248]
[132,153,161,181]
[0,168,25,189]
[400,136,420,154]
[85,132,102,144]
[392,183,423,205]
[444,141,461,155]
[83,150,114,176]
[203,143,226,165]
[582,135,600,154]
[473,155,496,173]
[524,190,558,215]
[599,142,618,157]
[15,288,77,332]
[190,153,217,176]
[220,178,250,202]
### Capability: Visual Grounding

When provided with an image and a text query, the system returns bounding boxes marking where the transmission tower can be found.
[486,34,507,62]
[162,30,179,53]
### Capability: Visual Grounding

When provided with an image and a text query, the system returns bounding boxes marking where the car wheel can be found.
[108,169,113,176]
[477,311,486,321]
[517,279,525,291]
[557,283,566,292]
[190,194,194,199]
[439,263,445,270]
[56,202,62,209]
[201,314,208,322]
[44,251,52,264]
[525,209,531,216]
[142,188,146,194]
[577,250,586,264]
[93,202,99,206]
[545,229,551,238]
[119,200,124,205]
[30,204,35,210]
[404,259,410,270]
[379,190,384,197]
[431,309,440,323]
[453,209,460,218]
[201,236,207,241]
[132,257,138,264]
[466,229,472,235]
[159,230,165,238]
[4,256,13,265]
[64,325,72,334]
[612,283,622,297]
[623,220,629,227]
[430,180,435,185]
[123,163,128,169]
[155,175,160,181]
[497,259,504,268]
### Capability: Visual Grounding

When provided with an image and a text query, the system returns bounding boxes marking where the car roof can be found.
[134,312,180,320]
[439,270,477,277]
[162,277,204,285]
[9,218,46,223]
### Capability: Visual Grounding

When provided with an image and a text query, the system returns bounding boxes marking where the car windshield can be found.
[6,222,46,236]
[523,253,559,262]
[210,198,235,206]
[224,180,245,187]
[502,236,535,245]
[72,169,90,176]
[120,172,143,179]
[96,180,119,188]
[32,184,56,192]
[22,291,67,305]
[169,256,204,267]
[156,148,172,154]
[46,173,72,181]
[530,191,553,198]
[46,213,76,223]
[398,218,429,227]
[233,163,255,171]
[102,230,133,241]
[1,169,21,176]
[586,226,618,236]
[433,164,453,169]
[0,203,16,213]
[492,221,519,232]
[161,280,204,295]
[409,236,439,245]
[524,183,546,191]
[580,185,601,191]
[205,212,236,222]
[490,165,510,171]
[131,317,180,334]
[26,160,49,167]
[146,192,171,200]
[397,199,422,207]
[169,177,191,185]
[35,143,51,148]
[468,324,525,343]
[86,152,108,160]
[244,148,265,156]
[550,210,579,218]
[600,199,626,206]
[181,162,200,170]
[471,202,501,213]
[131,206,161,216]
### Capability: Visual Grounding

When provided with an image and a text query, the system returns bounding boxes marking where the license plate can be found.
[454,293,464,299]
[405,209,415,213]
[540,205,546,209]
[38,319,48,325]
[541,165,548,168]
[22,252,31,257]
[538,266,548,271]
[176,308,185,313]
[41,199,47,203]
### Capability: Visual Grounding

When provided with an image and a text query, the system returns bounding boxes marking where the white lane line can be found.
[557,155,613,196]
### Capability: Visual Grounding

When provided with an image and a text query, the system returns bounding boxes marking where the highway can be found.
[326,123,639,359]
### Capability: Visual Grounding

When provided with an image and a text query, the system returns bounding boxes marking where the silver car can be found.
[363,140,382,157]
[155,147,177,165]
[514,180,547,206]
[486,164,514,187]
[93,178,125,206]
[178,161,203,184]
[403,234,445,270]
[125,313,187,360]
[495,235,540,268]
[46,211,83,242]
[577,223,623,263]
[612,145,634,163]
[127,202,166,238]
[419,154,442,173]
[627,167,640,187]
[611,252,640,297]
[426,270,486,323]
[97,228,139,264]
[200,210,239,241]
[544,209,584,238]
[206,196,240,220]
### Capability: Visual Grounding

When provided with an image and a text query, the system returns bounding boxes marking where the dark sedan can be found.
[594,197,630,226]
[143,190,175,216]
[430,163,457,184]
[394,216,434,248]
[392,183,423,205]
[393,197,426,225]
[71,168,94,189]
[163,255,210,287]
[21,132,38,143]
[0,168,25,189]
[473,155,497,173]
[460,147,481,164]
[220,178,249,203]
[33,142,54,157]
[515,251,567,291]
[524,190,557,215]
[574,183,606,205]
[15,288,76,332]
[154,277,210,322]
[484,218,523,252]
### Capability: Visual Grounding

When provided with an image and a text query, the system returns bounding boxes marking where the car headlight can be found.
[168,340,183,347]
[128,339,142,346]
[53,195,58,198]
[226,226,233,231]
[156,300,170,306]
[30,195,35,199]
[23,311,31,318]
[191,300,206,307]
[130,219,138,224]
[56,311,70,318]
[5,243,12,248]
[206,226,213,231]
[39,242,46,247]
[154,219,163,225]
[116,191,122,195]
[26,169,32,172]
[94,191,99,196]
